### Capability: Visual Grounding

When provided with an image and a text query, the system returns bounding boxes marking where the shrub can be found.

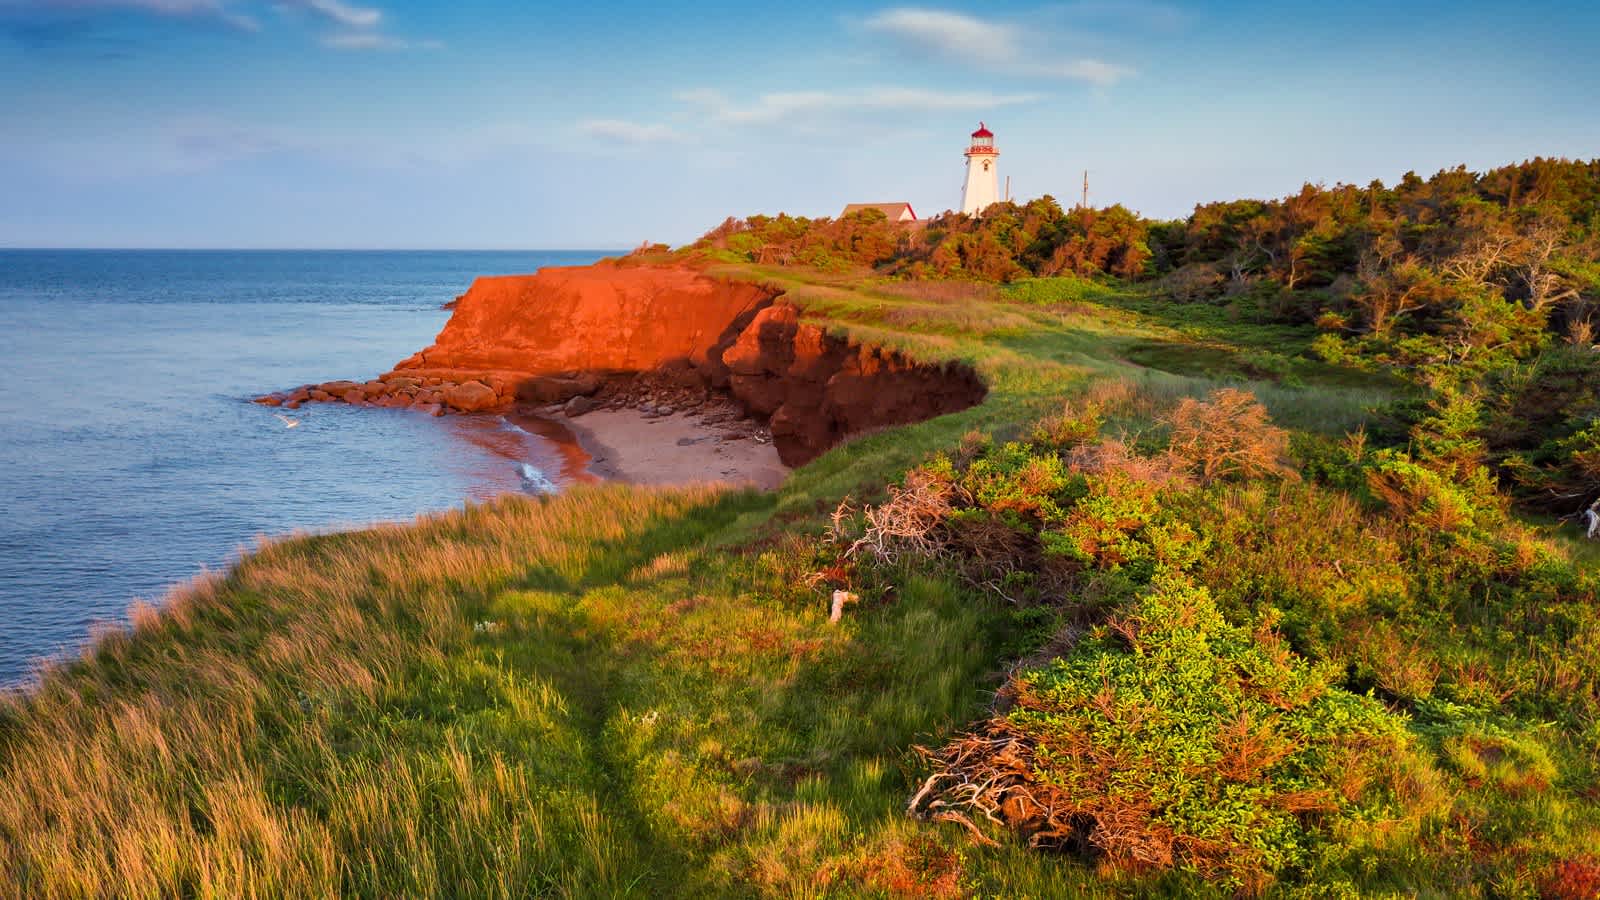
[1164,388,1293,483]
[1365,448,1503,534]
[912,573,1438,894]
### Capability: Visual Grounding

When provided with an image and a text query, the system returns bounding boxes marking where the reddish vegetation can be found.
[260,262,985,467]
[1540,858,1600,900]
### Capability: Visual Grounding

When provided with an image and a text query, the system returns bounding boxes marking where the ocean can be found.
[0,249,614,686]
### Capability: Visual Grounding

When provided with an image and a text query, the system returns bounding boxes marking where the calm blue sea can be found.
[0,249,615,686]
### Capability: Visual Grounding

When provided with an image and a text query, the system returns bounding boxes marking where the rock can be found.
[443,380,500,412]
[564,395,598,417]
[285,399,302,410]
[385,265,774,381]
[288,387,311,404]
[253,394,283,407]
[516,373,602,404]
[654,357,709,391]
[383,376,422,392]
[341,388,366,404]
[320,380,359,395]
[309,389,332,402]
[362,380,389,397]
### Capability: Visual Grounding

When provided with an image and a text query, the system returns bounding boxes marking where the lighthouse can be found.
[960,122,1000,215]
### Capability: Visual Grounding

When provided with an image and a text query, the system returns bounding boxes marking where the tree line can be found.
[681,158,1600,512]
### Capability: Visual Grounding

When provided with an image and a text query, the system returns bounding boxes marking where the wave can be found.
[518,463,557,495]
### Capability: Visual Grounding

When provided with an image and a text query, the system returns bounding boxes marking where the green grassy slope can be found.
[2,269,1596,898]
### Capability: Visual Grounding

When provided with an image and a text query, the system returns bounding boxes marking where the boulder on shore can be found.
[564,395,599,417]
[443,380,500,412]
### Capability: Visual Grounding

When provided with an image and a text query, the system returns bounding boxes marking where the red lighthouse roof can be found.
[971,122,993,138]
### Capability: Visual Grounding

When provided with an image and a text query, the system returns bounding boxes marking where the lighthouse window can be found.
[983,160,991,171]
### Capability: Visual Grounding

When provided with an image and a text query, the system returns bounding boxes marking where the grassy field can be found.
[2,269,1597,898]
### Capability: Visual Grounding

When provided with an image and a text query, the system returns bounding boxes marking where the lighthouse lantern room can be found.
[960,122,1000,215]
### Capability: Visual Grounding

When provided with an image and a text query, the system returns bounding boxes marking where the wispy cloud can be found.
[167,118,289,165]
[2,0,262,31]
[676,86,1040,129]
[575,119,683,146]
[320,29,438,50]
[0,0,435,50]
[279,0,434,51]
[862,6,1135,87]
[281,0,380,29]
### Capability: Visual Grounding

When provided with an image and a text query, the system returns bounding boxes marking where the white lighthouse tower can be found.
[960,122,1000,215]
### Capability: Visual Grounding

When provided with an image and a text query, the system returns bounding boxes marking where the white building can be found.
[960,122,1000,216]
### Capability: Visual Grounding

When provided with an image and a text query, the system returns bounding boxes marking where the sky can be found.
[2,0,1598,249]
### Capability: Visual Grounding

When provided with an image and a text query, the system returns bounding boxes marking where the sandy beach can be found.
[549,406,788,491]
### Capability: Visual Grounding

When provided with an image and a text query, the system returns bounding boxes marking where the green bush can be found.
[922,573,1439,893]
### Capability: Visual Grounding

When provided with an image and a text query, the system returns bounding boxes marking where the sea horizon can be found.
[0,246,630,253]
[0,248,615,685]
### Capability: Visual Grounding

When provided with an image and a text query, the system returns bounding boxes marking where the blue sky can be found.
[2,0,1597,248]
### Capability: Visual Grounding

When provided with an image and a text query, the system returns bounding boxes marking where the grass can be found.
[2,268,1598,897]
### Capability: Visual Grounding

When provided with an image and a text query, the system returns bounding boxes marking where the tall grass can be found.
[4,265,1596,897]
[0,487,751,897]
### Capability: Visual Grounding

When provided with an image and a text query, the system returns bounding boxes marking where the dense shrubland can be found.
[681,158,1600,515]
[834,386,1600,894]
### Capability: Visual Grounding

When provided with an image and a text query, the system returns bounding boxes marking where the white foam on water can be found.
[518,462,558,495]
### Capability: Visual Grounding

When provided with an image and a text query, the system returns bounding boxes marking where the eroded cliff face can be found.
[392,263,776,387]
[262,263,986,467]
[721,303,987,465]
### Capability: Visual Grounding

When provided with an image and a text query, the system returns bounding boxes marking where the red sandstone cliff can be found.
[721,304,986,465]
[392,264,775,386]
[267,263,986,467]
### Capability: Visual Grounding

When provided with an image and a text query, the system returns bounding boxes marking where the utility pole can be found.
[1080,170,1090,210]
[1005,175,1011,203]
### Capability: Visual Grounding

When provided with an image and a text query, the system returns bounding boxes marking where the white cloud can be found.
[863,8,1013,61]
[283,0,381,29]
[575,119,682,145]
[2,0,441,49]
[17,0,261,31]
[1027,57,1133,86]
[675,86,1039,129]
[862,6,1136,86]
[320,30,438,50]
